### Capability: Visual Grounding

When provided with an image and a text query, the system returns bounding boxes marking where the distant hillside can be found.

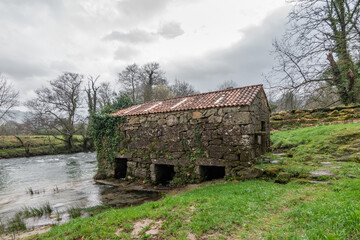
[0,110,30,124]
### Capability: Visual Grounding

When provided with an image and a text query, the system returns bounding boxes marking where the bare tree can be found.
[268,0,360,105]
[171,79,198,97]
[304,83,340,108]
[85,75,100,115]
[276,91,303,111]
[85,75,116,114]
[118,64,141,102]
[216,80,238,90]
[0,74,19,121]
[98,82,116,109]
[140,62,167,102]
[26,72,83,150]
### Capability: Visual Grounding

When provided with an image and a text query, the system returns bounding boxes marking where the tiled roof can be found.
[112,84,264,117]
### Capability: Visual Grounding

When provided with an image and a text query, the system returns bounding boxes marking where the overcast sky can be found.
[0,0,291,105]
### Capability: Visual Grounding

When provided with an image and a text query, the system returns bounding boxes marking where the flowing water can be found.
[0,152,159,227]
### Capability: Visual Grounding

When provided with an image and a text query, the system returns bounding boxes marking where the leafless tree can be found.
[276,91,303,111]
[171,79,198,97]
[26,72,83,150]
[98,82,116,109]
[118,64,141,102]
[85,75,100,115]
[216,80,238,90]
[0,74,19,121]
[304,83,340,108]
[268,0,360,105]
[140,62,167,102]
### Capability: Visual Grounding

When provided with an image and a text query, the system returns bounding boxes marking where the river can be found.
[0,152,159,227]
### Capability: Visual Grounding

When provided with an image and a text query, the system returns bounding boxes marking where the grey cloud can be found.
[50,60,77,72]
[0,0,64,25]
[1,0,61,7]
[0,56,50,79]
[158,22,184,39]
[117,0,170,23]
[114,46,139,60]
[167,6,291,91]
[103,29,157,43]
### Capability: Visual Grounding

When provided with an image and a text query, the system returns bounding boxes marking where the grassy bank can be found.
[24,180,360,239]
[0,135,84,159]
[10,122,360,239]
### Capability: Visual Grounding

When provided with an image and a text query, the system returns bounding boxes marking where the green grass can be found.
[271,122,360,160]
[0,135,84,158]
[26,122,360,239]
[27,179,360,239]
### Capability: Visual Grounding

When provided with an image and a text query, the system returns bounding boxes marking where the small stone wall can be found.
[97,92,270,183]
[271,105,360,130]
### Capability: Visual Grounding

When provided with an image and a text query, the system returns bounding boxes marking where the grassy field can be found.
[0,135,84,159]
[4,122,360,239]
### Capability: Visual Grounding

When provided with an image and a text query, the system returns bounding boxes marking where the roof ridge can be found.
[130,84,263,105]
[112,84,264,116]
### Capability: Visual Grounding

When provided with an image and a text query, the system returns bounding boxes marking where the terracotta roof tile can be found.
[112,84,263,117]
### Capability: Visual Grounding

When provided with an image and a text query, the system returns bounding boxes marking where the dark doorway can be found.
[114,158,127,179]
[199,166,225,181]
[155,164,175,185]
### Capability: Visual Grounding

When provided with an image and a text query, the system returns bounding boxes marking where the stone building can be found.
[97,84,270,184]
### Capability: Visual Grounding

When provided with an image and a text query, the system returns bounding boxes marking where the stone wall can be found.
[96,91,270,183]
[271,105,360,130]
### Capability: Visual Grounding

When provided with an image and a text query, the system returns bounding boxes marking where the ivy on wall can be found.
[91,114,126,177]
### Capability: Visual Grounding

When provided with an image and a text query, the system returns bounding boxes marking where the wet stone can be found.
[309,170,335,178]
[320,162,333,165]
[272,153,287,157]
[336,155,357,162]
[308,180,333,185]
[270,160,281,164]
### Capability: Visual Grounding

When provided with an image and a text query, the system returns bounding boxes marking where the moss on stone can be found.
[264,166,283,178]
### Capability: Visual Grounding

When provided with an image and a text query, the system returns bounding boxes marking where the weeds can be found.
[53,185,59,193]
[68,206,82,219]
[55,211,62,222]
[7,213,26,237]
[26,187,45,195]
[22,202,52,217]
[0,219,5,236]
[84,205,111,217]
[26,187,34,195]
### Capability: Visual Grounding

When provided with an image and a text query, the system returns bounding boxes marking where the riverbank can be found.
[0,151,169,240]
[18,121,360,239]
[0,135,85,159]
